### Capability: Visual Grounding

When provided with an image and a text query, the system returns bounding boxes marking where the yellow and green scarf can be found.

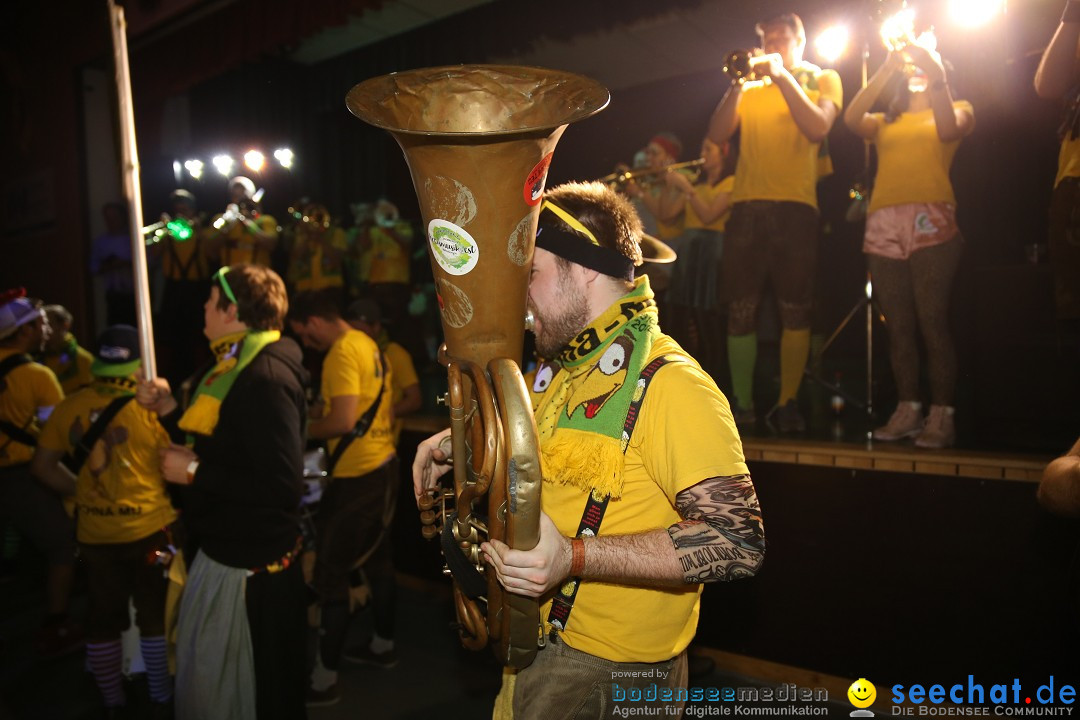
[179,329,280,437]
[530,276,658,499]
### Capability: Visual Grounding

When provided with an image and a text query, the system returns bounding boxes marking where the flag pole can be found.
[107,0,156,379]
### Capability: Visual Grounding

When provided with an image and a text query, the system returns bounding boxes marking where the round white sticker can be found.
[428,219,480,276]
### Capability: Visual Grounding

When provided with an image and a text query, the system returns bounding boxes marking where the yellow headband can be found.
[541,200,600,246]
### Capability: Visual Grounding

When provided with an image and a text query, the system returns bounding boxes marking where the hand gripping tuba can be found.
[346,65,609,669]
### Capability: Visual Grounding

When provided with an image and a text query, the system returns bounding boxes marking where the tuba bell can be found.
[346,65,609,669]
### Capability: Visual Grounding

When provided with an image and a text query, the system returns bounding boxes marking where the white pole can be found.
[107,0,156,379]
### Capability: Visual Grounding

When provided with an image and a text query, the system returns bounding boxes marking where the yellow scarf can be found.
[531,276,658,499]
[178,329,280,437]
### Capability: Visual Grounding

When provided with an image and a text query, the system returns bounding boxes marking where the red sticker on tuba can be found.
[524,153,553,206]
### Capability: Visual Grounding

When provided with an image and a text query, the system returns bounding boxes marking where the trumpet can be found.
[723,50,781,84]
[142,214,195,244]
[598,158,705,189]
[879,5,937,61]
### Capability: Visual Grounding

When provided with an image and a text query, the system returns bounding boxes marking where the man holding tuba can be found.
[414,182,765,718]
[708,12,843,433]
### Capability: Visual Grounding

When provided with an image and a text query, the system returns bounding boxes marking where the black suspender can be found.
[61,396,135,475]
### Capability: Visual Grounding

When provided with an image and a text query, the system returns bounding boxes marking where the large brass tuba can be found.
[346,65,609,668]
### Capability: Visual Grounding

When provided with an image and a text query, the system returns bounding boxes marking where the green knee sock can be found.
[779,328,811,405]
[727,333,757,410]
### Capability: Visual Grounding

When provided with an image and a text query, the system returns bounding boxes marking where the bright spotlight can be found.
[815,25,849,65]
[212,154,234,177]
[948,0,1005,29]
[274,148,294,169]
[244,149,265,173]
[184,159,204,180]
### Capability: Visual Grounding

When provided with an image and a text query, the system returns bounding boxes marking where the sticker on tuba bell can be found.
[428,219,479,276]
[524,152,553,206]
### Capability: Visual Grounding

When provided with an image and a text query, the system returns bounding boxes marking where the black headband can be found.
[535,203,635,281]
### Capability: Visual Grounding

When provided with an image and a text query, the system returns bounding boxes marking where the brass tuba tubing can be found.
[446,358,499,542]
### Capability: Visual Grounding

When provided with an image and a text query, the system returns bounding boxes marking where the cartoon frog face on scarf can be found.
[566,333,634,420]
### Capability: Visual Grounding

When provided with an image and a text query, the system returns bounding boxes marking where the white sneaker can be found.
[915,405,956,449]
[872,402,924,441]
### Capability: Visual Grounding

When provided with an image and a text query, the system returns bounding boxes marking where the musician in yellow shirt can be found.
[40,305,94,394]
[34,325,178,712]
[1035,0,1080,323]
[288,290,397,706]
[708,12,842,432]
[288,204,349,294]
[206,176,278,268]
[152,189,210,386]
[659,137,737,381]
[345,298,421,446]
[844,42,974,449]
[0,290,80,656]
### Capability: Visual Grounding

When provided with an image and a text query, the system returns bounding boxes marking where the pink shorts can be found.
[863,203,960,260]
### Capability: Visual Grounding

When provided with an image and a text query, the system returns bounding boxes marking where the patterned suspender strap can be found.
[546,354,684,640]
[167,235,203,281]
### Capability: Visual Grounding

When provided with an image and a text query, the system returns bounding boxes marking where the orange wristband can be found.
[570,537,585,577]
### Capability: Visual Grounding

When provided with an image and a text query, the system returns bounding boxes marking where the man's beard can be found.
[532,271,589,360]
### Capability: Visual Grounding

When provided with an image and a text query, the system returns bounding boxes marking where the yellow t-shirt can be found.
[322,329,396,477]
[42,338,94,395]
[539,335,749,663]
[867,101,973,214]
[685,175,736,232]
[291,228,349,291]
[733,63,843,209]
[1056,133,1080,188]
[0,348,63,467]
[364,225,412,285]
[162,231,208,281]
[384,341,419,444]
[215,214,278,267]
[38,381,177,544]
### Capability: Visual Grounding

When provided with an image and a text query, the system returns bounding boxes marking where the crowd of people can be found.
[2,4,1080,719]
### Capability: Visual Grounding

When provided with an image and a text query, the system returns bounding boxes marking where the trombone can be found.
[598,158,705,189]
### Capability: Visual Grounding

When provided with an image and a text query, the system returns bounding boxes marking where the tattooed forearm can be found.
[668,475,765,583]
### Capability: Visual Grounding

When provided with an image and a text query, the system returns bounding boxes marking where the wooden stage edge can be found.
[402,415,1052,484]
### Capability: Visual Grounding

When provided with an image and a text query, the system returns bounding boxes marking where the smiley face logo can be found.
[847,678,876,709]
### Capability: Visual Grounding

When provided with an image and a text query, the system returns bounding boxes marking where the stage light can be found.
[212,154,234,177]
[815,25,850,65]
[172,160,182,184]
[947,0,1004,29]
[274,148,294,169]
[184,159,204,180]
[244,149,265,173]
